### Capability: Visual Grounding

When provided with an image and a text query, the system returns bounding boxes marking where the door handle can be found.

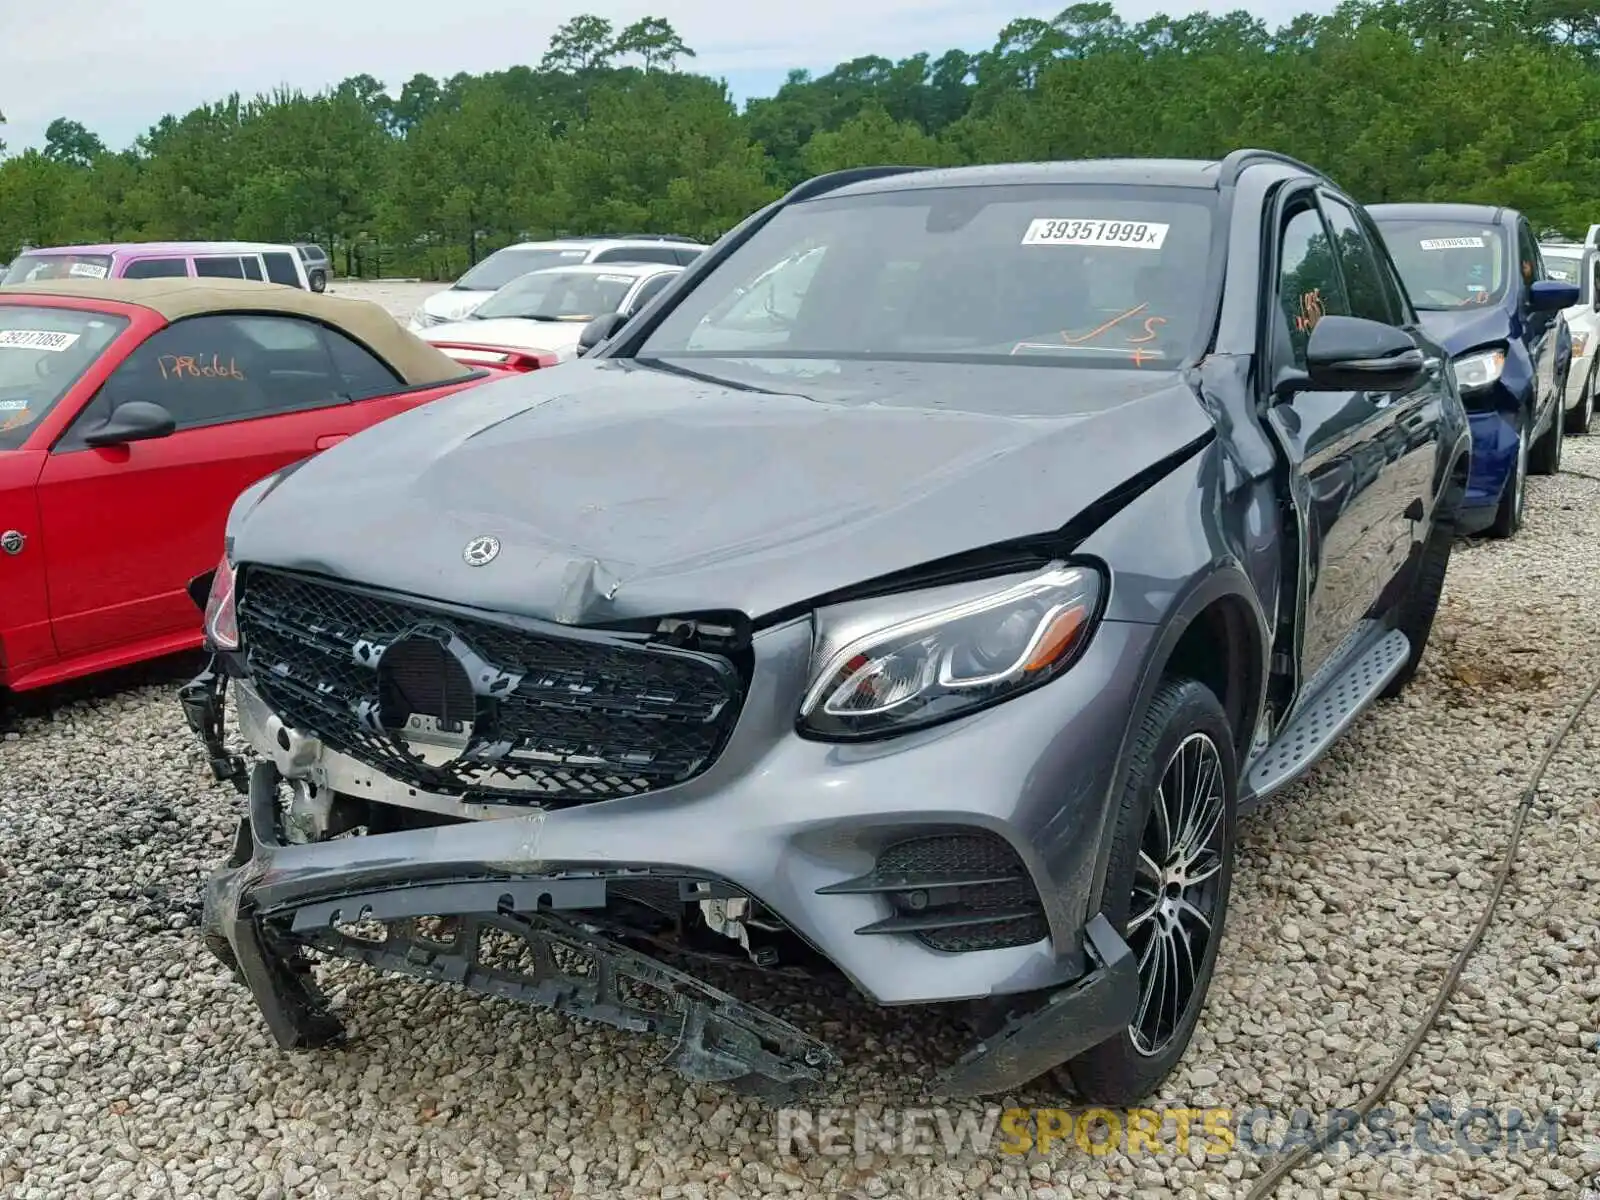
[315,434,348,450]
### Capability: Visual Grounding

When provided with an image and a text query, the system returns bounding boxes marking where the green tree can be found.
[541,14,618,73]
[613,17,695,71]
[42,118,105,167]
[800,104,961,174]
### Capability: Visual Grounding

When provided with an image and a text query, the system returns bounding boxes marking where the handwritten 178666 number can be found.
[158,354,246,381]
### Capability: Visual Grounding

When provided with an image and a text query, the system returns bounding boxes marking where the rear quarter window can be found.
[262,253,303,287]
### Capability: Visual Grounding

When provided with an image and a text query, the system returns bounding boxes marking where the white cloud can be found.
[0,0,1329,152]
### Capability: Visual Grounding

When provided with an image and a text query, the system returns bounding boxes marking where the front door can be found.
[1264,194,1419,689]
[35,313,364,657]
[1516,218,1562,430]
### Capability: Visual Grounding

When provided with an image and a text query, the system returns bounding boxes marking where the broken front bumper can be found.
[184,654,1141,1103]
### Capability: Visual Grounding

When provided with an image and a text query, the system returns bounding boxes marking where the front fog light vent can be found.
[817,829,1049,952]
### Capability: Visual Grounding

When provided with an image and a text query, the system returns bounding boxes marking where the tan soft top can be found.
[0,277,472,387]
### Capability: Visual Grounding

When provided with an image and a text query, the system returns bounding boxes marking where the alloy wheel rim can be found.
[1127,731,1227,1058]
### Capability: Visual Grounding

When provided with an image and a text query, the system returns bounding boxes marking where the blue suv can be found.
[1369,203,1576,537]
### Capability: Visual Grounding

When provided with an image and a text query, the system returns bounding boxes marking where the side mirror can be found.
[1289,315,1427,394]
[577,311,627,356]
[82,400,177,448]
[1529,279,1579,312]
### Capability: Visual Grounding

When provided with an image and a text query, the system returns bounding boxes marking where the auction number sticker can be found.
[0,329,80,352]
[1022,218,1169,249]
[0,399,28,411]
[67,261,109,278]
[1419,236,1485,250]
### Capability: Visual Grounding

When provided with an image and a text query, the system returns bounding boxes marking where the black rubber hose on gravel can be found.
[1242,652,1600,1198]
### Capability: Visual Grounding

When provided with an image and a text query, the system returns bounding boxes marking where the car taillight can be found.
[203,558,239,650]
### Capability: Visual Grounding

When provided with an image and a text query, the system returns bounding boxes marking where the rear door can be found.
[35,313,368,655]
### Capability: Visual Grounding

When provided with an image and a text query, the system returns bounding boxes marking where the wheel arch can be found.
[1082,566,1269,920]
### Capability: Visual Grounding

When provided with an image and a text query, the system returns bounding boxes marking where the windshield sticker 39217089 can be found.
[1021,218,1169,249]
[0,329,81,352]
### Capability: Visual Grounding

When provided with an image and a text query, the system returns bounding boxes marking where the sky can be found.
[0,0,1329,154]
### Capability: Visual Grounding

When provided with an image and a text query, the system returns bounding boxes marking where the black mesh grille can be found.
[236,567,745,806]
[867,832,1048,952]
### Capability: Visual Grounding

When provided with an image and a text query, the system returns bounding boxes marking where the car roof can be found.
[0,278,472,386]
[1366,202,1511,225]
[821,158,1231,198]
[21,241,300,256]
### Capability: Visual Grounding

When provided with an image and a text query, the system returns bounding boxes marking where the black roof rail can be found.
[1218,148,1331,188]
[782,165,930,205]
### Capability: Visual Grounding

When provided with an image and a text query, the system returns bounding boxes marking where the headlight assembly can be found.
[1450,347,1506,393]
[1572,331,1589,358]
[798,562,1103,740]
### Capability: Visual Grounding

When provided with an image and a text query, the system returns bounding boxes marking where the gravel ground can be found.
[2,298,1598,1199]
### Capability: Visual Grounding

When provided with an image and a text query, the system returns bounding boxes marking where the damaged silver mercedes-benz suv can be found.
[182,153,1467,1105]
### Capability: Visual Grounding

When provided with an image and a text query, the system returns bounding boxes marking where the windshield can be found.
[637,184,1216,371]
[454,247,590,291]
[1372,219,1508,310]
[0,306,129,449]
[472,269,637,321]
[2,253,115,284]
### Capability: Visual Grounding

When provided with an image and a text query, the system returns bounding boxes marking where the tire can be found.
[1564,363,1594,435]
[1530,397,1563,475]
[309,270,327,293]
[1379,507,1455,699]
[1063,677,1237,1105]
[1488,414,1528,539]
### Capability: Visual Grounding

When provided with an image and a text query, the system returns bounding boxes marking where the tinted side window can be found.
[1278,204,1351,369]
[240,256,264,281]
[195,256,245,279]
[322,327,403,398]
[627,273,675,313]
[673,248,703,265]
[263,252,301,286]
[1319,196,1401,326]
[122,257,189,280]
[78,315,347,435]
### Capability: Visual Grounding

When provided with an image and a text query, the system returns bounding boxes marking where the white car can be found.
[419,262,685,371]
[409,236,705,329]
[1541,235,1600,434]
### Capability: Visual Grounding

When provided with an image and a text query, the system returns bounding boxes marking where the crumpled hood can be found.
[1415,305,1512,356]
[423,317,584,358]
[415,287,494,326]
[230,357,1215,623]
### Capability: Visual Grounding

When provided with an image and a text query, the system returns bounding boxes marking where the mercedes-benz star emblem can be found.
[462,535,501,567]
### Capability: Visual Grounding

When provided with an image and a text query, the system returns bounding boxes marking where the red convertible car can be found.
[0,278,504,693]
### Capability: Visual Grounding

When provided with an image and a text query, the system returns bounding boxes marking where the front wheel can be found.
[1380,508,1454,698]
[309,270,327,293]
[1063,677,1236,1105]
